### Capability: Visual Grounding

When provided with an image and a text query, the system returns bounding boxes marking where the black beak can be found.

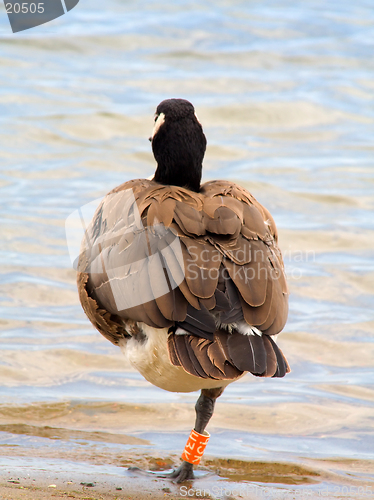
[149,137,152,142]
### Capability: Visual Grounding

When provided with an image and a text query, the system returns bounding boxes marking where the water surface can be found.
[0,0,373,497]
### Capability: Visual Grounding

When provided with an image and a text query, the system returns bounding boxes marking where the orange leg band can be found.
[181,429,210,465]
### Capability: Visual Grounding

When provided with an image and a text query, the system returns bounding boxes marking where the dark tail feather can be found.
[224,331,290,378]
[167,330,243,380]
[227,331,267,375]
[167,332,182,367]
[175,304,216,340]
[261,335,278,377]
[267,335,290,378]
[167,329,290,380]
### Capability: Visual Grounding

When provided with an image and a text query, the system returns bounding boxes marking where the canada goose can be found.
[77,98,289,483]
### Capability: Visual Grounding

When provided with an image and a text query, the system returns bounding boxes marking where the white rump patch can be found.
[270,333,279,343]
[235,321,262,337]
[175,327,189,336]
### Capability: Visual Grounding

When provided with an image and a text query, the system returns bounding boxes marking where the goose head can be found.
[150,98,207,192]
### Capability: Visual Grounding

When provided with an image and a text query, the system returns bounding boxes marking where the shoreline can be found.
[1,453,373,500]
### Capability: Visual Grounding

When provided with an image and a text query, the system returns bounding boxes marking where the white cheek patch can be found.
[194,112,201,124]
[152,112,165,139]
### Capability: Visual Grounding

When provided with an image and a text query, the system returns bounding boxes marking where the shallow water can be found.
[0,0,373,497]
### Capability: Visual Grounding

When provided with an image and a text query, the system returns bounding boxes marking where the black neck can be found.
[152,117,206,192]
[153,159,202,192]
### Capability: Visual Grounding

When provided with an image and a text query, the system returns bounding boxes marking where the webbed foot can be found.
[162,461,194,483]
[127,461,194,483]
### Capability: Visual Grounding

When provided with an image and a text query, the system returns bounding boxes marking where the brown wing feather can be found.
[199,296,216,310]
[177,279,201,309]
[207,234,252,265]
[181,241,221,299]
[174,201,205,236]
[242,204,268,239]
[223,253,268,307]
[159,198,178,226]
[239,275,273,327]
[77,272,126,345]
[203,206,241,237]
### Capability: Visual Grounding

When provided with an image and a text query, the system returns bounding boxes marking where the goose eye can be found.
[154,114,158,122]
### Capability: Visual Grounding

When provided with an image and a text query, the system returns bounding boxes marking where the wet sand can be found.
[1,462,188,500]
[1,454,373,500]
[0,471,170,500]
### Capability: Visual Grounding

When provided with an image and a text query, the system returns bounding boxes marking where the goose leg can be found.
[169,386,224,483]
